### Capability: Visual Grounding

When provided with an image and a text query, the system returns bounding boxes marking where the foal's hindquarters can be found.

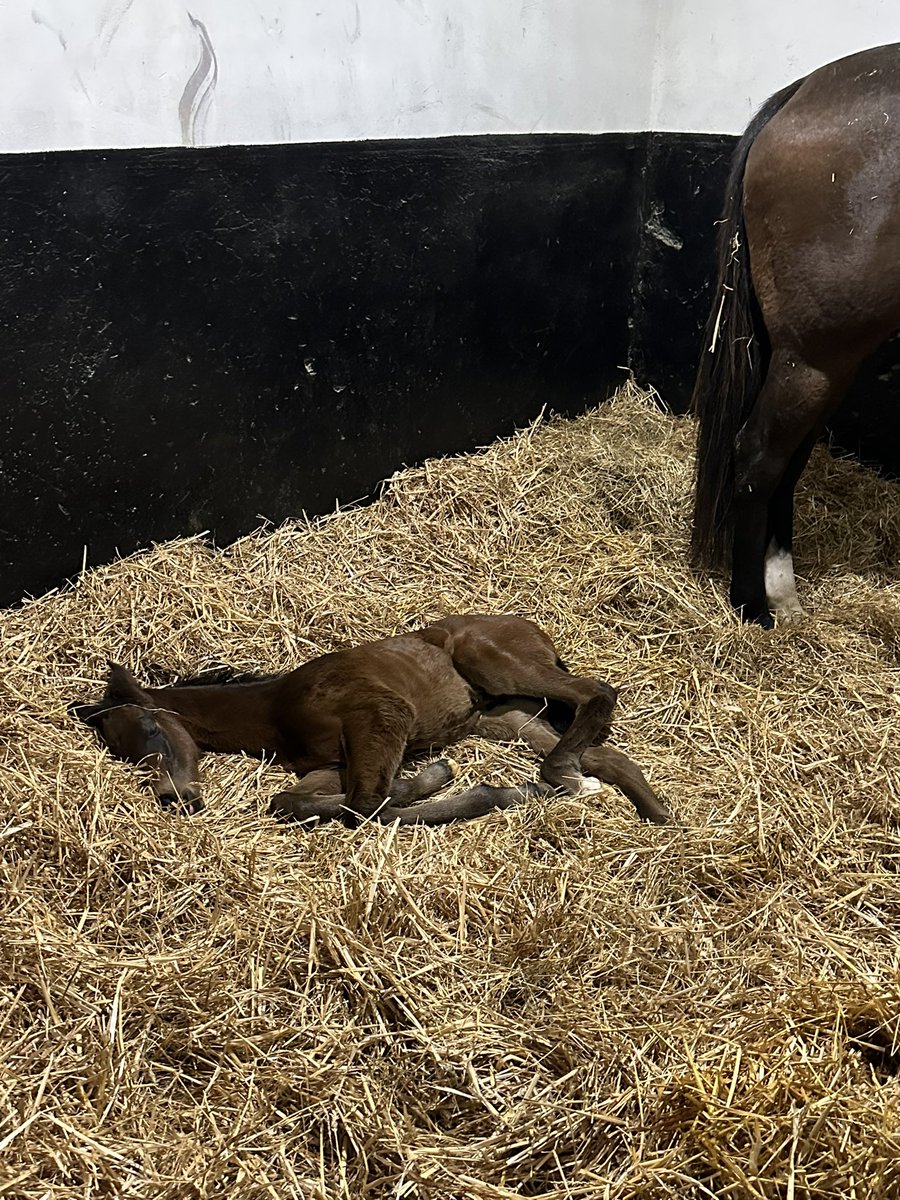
[422,614,670,823]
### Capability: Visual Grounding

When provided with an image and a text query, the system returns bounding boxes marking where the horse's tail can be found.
[690,76,806,571]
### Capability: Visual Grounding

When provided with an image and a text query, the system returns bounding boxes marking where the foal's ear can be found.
[68,699,108,727]
[104,661,150,704]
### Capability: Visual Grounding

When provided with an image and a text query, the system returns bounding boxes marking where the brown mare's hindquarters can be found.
[72,613,671,826]
[691,42,900,627]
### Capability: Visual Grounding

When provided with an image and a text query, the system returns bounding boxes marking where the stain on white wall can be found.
[6,0,900,153]
[8,1,656,150]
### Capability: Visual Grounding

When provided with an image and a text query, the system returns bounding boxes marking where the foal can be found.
[73,614,670,826]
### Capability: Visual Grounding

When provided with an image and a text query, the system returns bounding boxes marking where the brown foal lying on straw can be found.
[71,613,670,826]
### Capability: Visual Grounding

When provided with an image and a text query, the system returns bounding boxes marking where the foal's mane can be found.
[169,665,284,688]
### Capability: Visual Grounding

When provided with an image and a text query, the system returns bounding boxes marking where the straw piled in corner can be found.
[2,381,900,1198]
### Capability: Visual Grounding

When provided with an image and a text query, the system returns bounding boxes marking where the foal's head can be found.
[71,663,203,815]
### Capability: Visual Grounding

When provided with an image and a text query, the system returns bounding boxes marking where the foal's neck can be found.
[146,680,281,755]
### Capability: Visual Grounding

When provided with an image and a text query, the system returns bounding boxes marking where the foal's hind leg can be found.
[478,707,671,824]
[435,619,620,795]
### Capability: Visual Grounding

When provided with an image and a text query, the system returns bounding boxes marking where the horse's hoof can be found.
[731,593,775,628]
[774,605,806,625]
[738,607,775,629]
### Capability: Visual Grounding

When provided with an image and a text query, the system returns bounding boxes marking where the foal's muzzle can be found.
[158,789,204,816]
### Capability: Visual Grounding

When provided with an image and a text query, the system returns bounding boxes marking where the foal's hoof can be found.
[541,771,608,798]
[644,807,674,826]
[521,780,552,800]
[539,760,592,796]
[267,793,329,824]
[485,781,549,811]
[421,758,459,788]
[268,794,295,822]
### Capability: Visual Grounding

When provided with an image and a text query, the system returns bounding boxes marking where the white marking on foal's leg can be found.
[764,539,805,622]
[579,776,603,794]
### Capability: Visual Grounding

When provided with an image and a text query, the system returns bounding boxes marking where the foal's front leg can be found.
[339,698,539,826]
[270,746,539,827]
[269,760,459,823]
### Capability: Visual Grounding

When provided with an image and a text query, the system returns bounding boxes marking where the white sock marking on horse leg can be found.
[764,540,805,622]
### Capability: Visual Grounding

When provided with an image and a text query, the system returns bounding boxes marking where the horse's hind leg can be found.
[731,353,849,626]
[763,431,817,622]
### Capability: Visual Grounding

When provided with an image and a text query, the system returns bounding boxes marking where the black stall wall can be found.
[7,126,898,609]
[0,134,641,606]
[629,132,737,410]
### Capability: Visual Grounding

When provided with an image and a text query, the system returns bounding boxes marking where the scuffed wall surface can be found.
[6,1,656,151]
[0,134,641,605]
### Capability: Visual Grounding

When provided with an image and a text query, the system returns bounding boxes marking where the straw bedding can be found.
[3,382,900,1198]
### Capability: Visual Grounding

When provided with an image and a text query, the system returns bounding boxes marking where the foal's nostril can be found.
[157,790,204,815]
[182,792,204,815]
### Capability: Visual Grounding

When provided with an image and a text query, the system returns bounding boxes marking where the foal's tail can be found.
[690,76,806,571]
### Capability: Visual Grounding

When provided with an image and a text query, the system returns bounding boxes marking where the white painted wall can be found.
[5,0,900,153]
[5,1,657,151]
[649,0,900,133]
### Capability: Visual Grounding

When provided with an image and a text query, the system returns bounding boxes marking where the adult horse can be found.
[691,43,900,627]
